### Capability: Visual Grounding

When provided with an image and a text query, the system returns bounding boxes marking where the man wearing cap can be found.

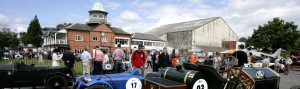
[112,44,125,73]
[131,44,146,75]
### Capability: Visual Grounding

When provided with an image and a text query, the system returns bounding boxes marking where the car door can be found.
[13,64,34,86]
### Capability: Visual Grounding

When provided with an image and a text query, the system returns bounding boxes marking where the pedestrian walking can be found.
[131,44,146,76]
[81,47,92,74]
[62,47,75,69]
[92,46,105,75]
[112,44,125,73]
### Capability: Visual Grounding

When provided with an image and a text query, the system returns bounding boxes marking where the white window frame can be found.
[115,38,129,45]
[75,35,83,41]
[101,37,108,42]
[92,36,98,41]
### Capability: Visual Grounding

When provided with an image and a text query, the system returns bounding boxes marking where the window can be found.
[224,44,229,49]
[115,38,128,45]
[75,35,83,41]
[75,49,84,54]
[99,14,105,19]
[132,41,143,45]
[92,37,98,41]
[144,42,152,46]
[100,28,106,31]
[92,14,98,17]
[102,37,108,42]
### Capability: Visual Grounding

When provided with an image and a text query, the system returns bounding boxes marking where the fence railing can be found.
[0,59,83,75]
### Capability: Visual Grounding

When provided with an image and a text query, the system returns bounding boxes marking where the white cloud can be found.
[140,1,157,8]
[113,10,141,23]
[132,0,300,37]
[106,1,121,10]
[0,13,10,26]
[11,17,29,33]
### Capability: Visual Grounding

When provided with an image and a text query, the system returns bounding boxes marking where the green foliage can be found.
[0,28,20,48]
[246,17,298,52]
[42,23,72,36]
[239,37,247,42]
[19,32,27,44]
[25,15,43,47]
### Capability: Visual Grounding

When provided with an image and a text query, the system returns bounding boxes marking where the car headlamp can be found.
[81,76,91,83]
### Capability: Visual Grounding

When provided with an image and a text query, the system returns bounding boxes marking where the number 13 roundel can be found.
[193,79,208,89]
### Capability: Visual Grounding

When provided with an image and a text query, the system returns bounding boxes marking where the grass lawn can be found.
[0,59,83,75]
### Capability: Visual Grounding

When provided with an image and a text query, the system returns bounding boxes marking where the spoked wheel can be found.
[45,75,68,89]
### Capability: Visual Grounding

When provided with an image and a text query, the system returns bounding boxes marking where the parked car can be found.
[0,62,76,89]
[74,70,143,89]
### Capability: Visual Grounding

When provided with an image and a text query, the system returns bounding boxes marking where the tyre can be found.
[87,85,109,89]
[45,75,68,89]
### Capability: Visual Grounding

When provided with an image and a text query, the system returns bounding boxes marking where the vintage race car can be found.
[74,70,143,89]
[144,64,280,89]
[0,62,75,89]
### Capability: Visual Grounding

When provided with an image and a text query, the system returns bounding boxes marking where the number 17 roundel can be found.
[126,78,142,89]
[193,79,208,89]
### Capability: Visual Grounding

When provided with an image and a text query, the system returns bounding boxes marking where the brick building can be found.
[43,2,131,54]
[222,41,245,50]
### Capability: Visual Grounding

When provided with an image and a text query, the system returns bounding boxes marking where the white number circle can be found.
[105,64,111,69]
[193,79,208,89]
[126,78,142,89]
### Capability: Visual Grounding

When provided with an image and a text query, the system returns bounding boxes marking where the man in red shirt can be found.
[131,44,146,76]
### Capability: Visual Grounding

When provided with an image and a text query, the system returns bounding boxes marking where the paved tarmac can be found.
[5,68,300,89]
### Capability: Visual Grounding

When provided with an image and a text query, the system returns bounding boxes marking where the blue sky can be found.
[0,0,299,37]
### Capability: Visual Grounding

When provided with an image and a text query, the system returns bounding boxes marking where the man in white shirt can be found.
[284,55,293,75]
[261,54,270,67]
[81,47,92,74]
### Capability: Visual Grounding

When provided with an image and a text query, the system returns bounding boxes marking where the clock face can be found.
[256,70,264,78]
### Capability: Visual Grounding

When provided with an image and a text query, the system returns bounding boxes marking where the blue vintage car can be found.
[74,70,143,89]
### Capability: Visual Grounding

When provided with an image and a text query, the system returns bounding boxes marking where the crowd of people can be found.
[221,44,294,75]
[1,44,295,76]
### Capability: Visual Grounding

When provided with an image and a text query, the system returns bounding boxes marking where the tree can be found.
[19,32,27,44]
[239,37,247,42]
[56,23,72,30]
[25,15,43,47]
[42,23,72,36]
[246,17,298,52]
[0,28,20,48]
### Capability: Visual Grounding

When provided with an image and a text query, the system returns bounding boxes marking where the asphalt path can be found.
[4,68,300,89]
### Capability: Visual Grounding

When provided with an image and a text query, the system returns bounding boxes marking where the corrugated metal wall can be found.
[192,18,238,47]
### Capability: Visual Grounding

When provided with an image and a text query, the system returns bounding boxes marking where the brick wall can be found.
[67,24,131,54]
[222,41,237,50]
